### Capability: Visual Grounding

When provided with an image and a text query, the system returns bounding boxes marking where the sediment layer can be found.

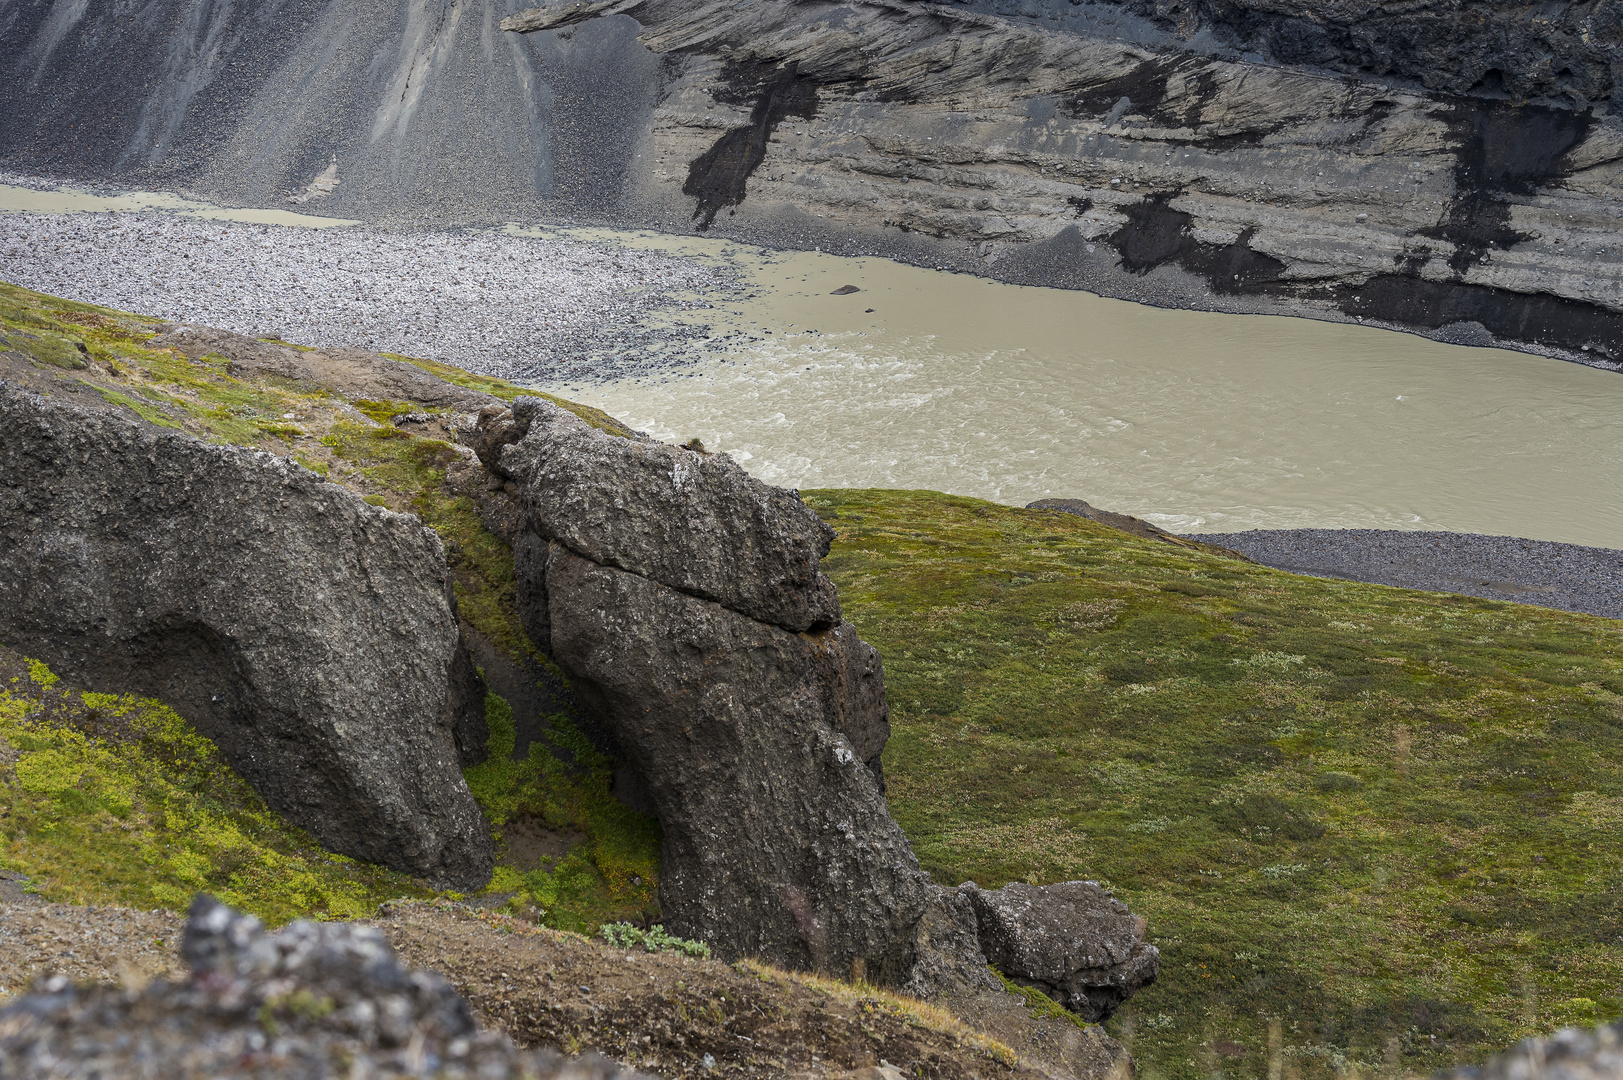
[4,0,1620,367]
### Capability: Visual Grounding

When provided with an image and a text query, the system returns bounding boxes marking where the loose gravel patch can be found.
[1187,529,1623,621]
[0,211,735,383]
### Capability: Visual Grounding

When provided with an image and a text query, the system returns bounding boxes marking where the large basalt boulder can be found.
[0,895,652,1079]
[0,382,493,890]
[489,398,1156,1017]
[965,881,1161,1022]
[492,401,911,973]
[537,541,925,975]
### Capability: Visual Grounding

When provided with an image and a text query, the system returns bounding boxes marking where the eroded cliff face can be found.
[1079,0,1623,109]
[4,0,1620,366]
[594,0,1623,365]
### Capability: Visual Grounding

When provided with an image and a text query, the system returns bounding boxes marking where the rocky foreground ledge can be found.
[0,896,1114,1079]
[0,896,654,1080]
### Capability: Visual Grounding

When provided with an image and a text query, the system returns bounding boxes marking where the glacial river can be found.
[5,180,1620,549]
[542,228,1623,549]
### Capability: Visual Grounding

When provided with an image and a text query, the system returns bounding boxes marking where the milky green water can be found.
[2,181,1616,548]
[523,228,1623,549]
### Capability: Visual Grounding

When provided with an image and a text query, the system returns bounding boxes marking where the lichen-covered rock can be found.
[0,381,493,890]
[500,400,841,633]
[965,881,1161,1022]
[539,544,926,976]
[0,895,655,1080]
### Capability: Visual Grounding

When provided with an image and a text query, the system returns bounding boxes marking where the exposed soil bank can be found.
[4,0,1621,368]
[0,900,1111,1079]
[1186,530,1623,621]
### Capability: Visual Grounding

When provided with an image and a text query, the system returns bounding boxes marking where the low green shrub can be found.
[600,921,712,959]
[811,488,1623,1079]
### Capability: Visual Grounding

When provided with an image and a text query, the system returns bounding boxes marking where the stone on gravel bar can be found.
[0,381,493,890]
[0,895,657,1080]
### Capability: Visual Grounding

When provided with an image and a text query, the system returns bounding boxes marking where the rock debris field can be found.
[0,210,735,383]
[1189,530,1623,622]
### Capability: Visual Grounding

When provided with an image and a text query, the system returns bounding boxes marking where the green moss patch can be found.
[809,488,1623,1079]
[464,695,661,934]
[0,281,660,935]
[0,649,426,923]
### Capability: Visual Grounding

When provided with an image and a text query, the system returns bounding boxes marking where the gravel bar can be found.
[0,210,735,383]
[1188,529,1623,621]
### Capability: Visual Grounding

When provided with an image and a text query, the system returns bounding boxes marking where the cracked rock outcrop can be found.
[478,399,1156,1019]
[0,895,653,1080]
[493,400,913,976]
[0,381,494,890]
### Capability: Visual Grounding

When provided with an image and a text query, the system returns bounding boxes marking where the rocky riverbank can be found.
[0,206,732,383]
[3,0,1620,367]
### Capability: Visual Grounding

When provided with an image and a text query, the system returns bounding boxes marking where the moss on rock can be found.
[0,649,427,923]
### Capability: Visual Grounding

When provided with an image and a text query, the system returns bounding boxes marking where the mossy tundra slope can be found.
[809,489,1623,1079]
[5,281,1623,1077]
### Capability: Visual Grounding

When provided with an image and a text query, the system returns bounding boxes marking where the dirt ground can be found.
[0,899,1126,1080]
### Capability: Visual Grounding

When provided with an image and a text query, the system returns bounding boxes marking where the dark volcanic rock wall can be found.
[1089,0,1623,110]
[0,380,494,890]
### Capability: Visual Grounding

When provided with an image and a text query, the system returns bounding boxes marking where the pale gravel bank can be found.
[1187,529,1623,621]
[0,210,735,383]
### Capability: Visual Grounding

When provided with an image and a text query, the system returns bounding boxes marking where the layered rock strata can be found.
[475,399,1157,1016]
[5,0,1620,365]
[0,381,494,890]
[561,0,1623,365]
[1080,0,1623,110]
[0,895,652,1080]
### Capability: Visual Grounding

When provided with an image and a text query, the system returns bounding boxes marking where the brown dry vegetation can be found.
[0,897,1115,1080]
